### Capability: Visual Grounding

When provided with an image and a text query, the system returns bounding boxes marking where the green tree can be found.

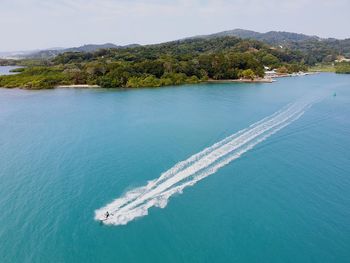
[240,69,255,80]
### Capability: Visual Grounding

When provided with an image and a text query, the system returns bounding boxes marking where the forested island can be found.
[1,30,349,89]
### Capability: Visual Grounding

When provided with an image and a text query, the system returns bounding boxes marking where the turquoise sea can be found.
[0,73,349,262]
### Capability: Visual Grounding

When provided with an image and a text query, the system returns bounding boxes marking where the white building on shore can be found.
[264,67,277,77]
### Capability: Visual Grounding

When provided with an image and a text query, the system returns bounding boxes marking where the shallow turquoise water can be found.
[0,73,349,262]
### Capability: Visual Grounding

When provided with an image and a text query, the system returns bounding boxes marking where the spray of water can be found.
[95,97,320,226]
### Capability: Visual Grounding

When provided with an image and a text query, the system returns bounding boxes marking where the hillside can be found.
[194,29,319,44]
[193,29,350,64]
[3,29,349,64]
[2,28,350,90]
[0,43,141,60]
[0,36,307,89]
[29,43,119,59]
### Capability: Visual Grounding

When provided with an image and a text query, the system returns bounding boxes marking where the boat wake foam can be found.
[95,97,320,226]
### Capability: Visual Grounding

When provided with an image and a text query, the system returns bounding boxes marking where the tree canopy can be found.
[0,36,309,89]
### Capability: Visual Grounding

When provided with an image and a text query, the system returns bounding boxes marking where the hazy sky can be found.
[1,0,350,51]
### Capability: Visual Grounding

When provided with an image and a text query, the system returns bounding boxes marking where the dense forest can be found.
[1,29,349,90]
[0,36,310,89]
[201,29,350,64]
[2,32,350,89]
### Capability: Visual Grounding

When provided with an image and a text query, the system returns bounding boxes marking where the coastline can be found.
[206,72,317,84]
[0,71,320,90]
[207,77,275,84]
[270,72,318,78]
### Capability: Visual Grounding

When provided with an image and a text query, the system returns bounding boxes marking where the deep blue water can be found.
[0,73,349,262]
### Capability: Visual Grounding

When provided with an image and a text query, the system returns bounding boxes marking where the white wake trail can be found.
[95,98,318,226]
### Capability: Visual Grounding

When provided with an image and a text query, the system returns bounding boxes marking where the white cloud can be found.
[0,0,349,51]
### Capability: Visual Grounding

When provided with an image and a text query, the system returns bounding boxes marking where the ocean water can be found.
[0,73,349,262]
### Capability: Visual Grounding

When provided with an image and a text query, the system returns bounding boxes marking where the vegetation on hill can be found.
[198,29,350,64]
[335,62,350,74]
[0,44,142,60]
[0,36,310,89]
[24,43,142,59]
[202,29,318,44]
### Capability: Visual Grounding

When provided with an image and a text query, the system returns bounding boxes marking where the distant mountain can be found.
[2,29,349,63]
[192,28,321,45]
[0,50,42,59]
[0,43,141,59]
[26,43,142,59]
[65,43,119,53]
[191,29,350,63]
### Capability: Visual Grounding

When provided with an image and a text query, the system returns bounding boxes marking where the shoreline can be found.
[206,72,317,84]
[207,77,275,84]
[55,84,100,88]
[270,72,318,78]
[1,72,321,90]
